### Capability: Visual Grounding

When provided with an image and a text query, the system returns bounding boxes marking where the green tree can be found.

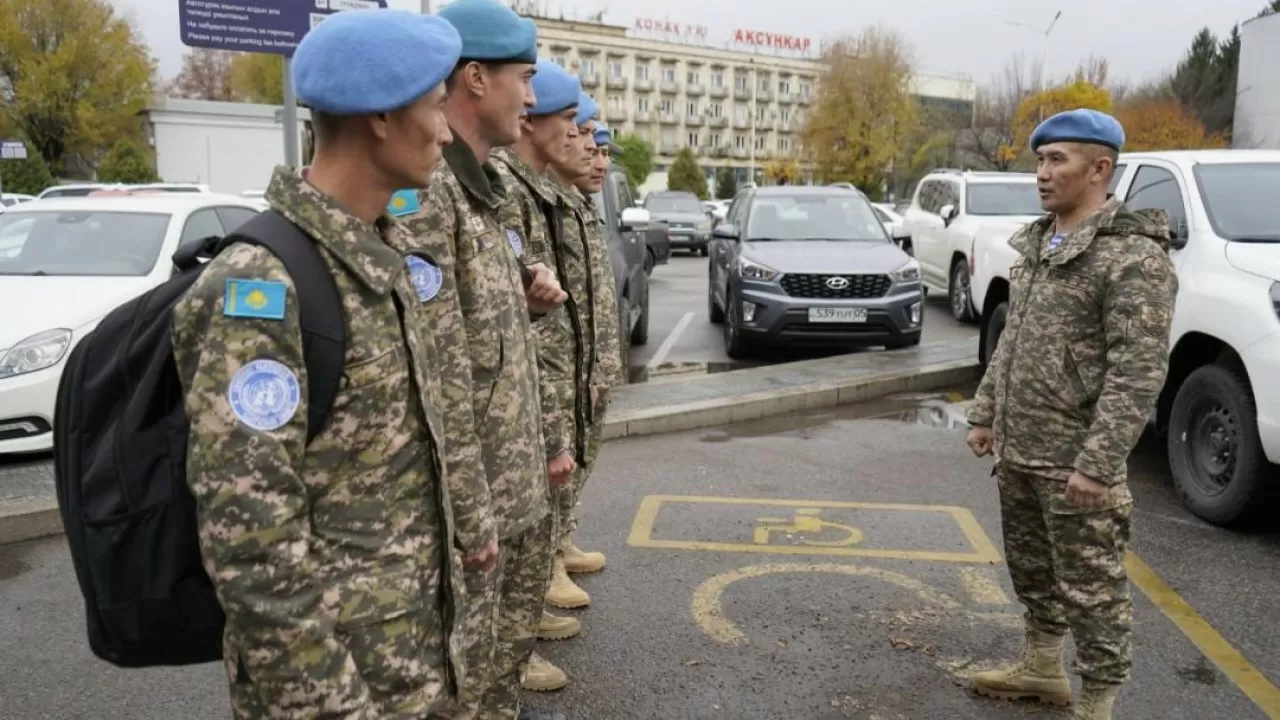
[0,0,155,174]
[0,141,54,195]
[229,52,285,104]
[97,139,160,183]
[667,147,708,200]
[614,134,653,195]
[714,169,738,199]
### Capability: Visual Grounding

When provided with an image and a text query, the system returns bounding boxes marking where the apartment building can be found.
[529,14,977,185]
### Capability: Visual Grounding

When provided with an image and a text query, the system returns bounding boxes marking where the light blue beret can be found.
[439,0,537,63]
[593,124,611,146]
[293,9,461,115]
[574,92,599,127]
[1030,109,1126,151]
[528,60,580,116]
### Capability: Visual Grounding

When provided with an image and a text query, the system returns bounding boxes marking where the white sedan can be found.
[0,194,261,454]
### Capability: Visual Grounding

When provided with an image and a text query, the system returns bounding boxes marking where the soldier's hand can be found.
[1065,471,1107,508]
[966,426,994,457]
[547,451,576,487]
[463,540,499,572]
[525,263,567,314]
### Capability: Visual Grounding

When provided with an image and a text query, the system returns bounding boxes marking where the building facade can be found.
[1234,12,1280,149]
[527,14,976,186]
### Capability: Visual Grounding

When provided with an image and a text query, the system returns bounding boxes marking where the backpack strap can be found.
[218,211,346,443]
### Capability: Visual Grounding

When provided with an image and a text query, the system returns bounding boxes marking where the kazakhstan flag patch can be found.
[388,189,421,217]
[224,278,287,320]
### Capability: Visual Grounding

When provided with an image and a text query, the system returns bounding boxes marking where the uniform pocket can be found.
[335,571,441,699]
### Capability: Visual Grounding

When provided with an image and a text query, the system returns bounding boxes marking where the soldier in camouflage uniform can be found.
[397,2,567,719]
[540,93,627,612]
[490,59,589,692]
[171,11,467,718]
[965,109,1178,720]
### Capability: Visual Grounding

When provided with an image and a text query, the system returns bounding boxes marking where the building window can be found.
[552,55,567,67]
[778,79,791,94]
[799,81,812,98]
[778,136,791,152]
[779,107,791,124]
[662,131,677,146]
[708,103,723,118]
[661,67,677,83]
[754,106,767,123]
[734,135,747,149]
[636,64,650,81]
[712,72,725,88]
[581,59,596,75]
[608,95,625,111]
[735,74,749,91]
[687,70,700,85]
[636,97,650,113]
[686,100,699,116]
[756,75,770,92]
[688,132,700,147]
[734,106,749,123]
[709,133,722,147]
[609,61,624,78]
[660,98,675,116]
[755,136,767,151]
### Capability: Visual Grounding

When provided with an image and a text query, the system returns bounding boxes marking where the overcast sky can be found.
[115,0,1269,88]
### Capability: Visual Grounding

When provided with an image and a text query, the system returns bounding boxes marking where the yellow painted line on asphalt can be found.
[958,567,1010,605]
[1127,553,1280,719]
[945,391,967,403]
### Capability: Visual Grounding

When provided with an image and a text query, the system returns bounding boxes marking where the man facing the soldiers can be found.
[171,9,467,717]
[965,108,1178,720]
[396,1,567,718]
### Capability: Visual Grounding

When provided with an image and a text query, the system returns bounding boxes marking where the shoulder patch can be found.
[1139,254,1171,283]
[506,228,524,256]
[387,189,421,217]
[224,279,287,320]
[227,359,301,432]
[405,255,443,302]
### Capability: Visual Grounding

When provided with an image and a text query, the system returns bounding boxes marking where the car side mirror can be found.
[713,223,739,240]
[939,204,957,226]
[1170,219,1189,250]
[621,207,650,231]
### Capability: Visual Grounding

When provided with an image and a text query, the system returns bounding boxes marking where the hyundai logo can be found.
[825,276,850,290]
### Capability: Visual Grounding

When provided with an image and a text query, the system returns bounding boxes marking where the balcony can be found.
[686,84,705,96]
[709,86,729,99]
[633,111,656,123]
[708,116,728,128]
[635,78,653,91]
[733,87,751,101]
[756,88,773,102]
[660,80,680,94]
[606,76,628,90]
[732,147,749,159]
[755,118,775,131]
[686,115,704,127]
[711,146,729,158]
[606,108,629,122]
[797,93,812,105]
[777,91,794,104]
[659,113,680,125]
[578,73,599,88]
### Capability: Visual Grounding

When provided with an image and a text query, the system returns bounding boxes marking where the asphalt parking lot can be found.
[3,389,1279,719]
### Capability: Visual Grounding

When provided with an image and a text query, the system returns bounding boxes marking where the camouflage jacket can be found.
[967,198,1178,485]
[579,190,627,403]
[171,166,461,718]
[490,148,577,461]
[400,137,550,539]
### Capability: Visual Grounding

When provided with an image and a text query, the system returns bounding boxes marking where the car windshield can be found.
[1194,163,1280,242]
[647,195,703,214]
[0,210,171,276]
[966,182,1042,216]
[745,194,889,242]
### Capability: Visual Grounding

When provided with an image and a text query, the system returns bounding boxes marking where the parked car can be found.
[0,194,261,454]
[644,190,713,256]
[131,183,212,194]
[871,202,911,252]
[1,193,36,207]
[902,170,1040,323]
[707,186,924,358]
[971,149,1280,528]
[593,162,658,366]
[36,183,116,199]
[240,189,270,211]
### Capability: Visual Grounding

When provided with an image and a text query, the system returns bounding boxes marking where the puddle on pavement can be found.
[698,384,979,442]
[628,360,763,385]
[1176,656,1219,685]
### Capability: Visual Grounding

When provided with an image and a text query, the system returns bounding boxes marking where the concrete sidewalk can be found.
[0,339,980,545]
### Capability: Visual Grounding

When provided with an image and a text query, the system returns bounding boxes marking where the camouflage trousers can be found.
[556,415,604,543]
[997,462,1134,685]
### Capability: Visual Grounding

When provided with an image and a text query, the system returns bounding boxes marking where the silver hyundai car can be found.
[707,186,924,358]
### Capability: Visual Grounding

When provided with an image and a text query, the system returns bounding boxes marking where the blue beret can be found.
[439,0,537,63]
[1030,109,1126,151]
[593,124,611,146]
[293,9,461,115]
[575,92,599,127]
[528,60,580,116]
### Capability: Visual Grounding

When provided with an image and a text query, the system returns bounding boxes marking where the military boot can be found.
[971,628,1072,706]
[1073,681,1121,719]
[537,610,581,640]
[545,557,590,609]
[521,651,568,692]
[517,706,565,720]
[561,536,606,573]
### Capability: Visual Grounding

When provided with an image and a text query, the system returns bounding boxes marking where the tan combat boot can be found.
[561,537,606,574]
[521,651,568,692]
[537,610,581,641]
[545,557,590,609]
[1073,681,1121,719]
[971,628,1072,706]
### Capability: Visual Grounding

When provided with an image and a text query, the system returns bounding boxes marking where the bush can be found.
[667,147,708,200]
[0,143,54,196]
[98,139,160,184]
[714,169,738,199]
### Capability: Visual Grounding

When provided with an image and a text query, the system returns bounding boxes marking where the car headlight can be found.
[889,259,921,284]
[697,219,712,232]
[0,328,73,380]
[738,257,779,282]
[1271,282,1280,321]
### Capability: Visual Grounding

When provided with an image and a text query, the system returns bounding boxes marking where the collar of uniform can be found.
[548,176,584,212]
[492,148,560,207]
[442,132,506,210]
[264,166,402,295]
[1044,197,1124,266]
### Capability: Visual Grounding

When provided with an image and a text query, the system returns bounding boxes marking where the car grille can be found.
[780,274,891,299]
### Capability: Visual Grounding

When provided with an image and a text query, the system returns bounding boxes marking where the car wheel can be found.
[979,301,1007,368]
[644,248,655,276]
[949,259,977,324]
[708,278,725,324]
[723,288,750,359]
[1167,364,1273,527]
[631,284,650,346]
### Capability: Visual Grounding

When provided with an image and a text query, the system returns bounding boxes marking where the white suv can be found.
[972,150,1280,527]
[902,170,1040,323]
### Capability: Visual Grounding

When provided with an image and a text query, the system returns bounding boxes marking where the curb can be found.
[0,360,981,547]
[601,359,981,440]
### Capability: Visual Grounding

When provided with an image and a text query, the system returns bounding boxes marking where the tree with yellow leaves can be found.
[1011,79,1113,155]
[801,27,918,196]
[1115,99,1227,151]
[229,53,286,105]
[763,156,802,185]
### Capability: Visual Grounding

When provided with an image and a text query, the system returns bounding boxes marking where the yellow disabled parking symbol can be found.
[753,508,864,547]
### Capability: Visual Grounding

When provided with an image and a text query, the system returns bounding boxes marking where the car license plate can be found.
[808,307,867,323]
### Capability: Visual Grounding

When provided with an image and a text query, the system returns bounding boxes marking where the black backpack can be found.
[53,210,346,667]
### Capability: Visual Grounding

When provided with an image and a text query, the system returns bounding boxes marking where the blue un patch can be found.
[227,359,301,432]
[506,229,524,256]
[406,255,443,302]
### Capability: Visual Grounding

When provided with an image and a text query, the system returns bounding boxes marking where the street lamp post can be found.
[1007,10,1062,94]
